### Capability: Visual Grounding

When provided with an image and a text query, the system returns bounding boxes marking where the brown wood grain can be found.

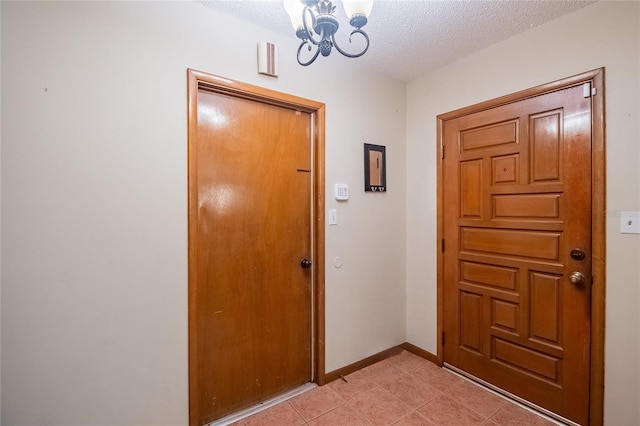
[439,71,605,425]
[187,70,326,425]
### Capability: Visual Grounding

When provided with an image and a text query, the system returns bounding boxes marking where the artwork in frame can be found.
[364,143,386,192]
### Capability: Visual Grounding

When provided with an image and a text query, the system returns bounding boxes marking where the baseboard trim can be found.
[400,342,440,365]
[324,342,438,384]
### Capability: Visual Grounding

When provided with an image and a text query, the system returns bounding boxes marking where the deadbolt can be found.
[570,248,586,261]
[569,271,586,286]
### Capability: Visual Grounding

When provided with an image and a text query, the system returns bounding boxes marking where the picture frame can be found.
[364,143,386,192]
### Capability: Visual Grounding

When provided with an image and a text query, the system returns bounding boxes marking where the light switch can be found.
[328,209,337,225]
[620,211,640,234]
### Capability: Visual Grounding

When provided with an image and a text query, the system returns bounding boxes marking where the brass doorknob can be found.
[569,272,586,285]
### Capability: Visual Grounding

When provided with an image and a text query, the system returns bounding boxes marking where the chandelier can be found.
[284,0,373,66]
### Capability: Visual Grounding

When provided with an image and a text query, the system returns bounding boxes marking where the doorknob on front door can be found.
[300,259,312,269]
[569,271,586,286]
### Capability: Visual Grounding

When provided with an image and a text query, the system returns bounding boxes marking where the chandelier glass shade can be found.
[284,0,373,66]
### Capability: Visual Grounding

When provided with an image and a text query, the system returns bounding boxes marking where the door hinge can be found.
[441,239,445,252]
[442,332,445,346]
[441,143,444,160]
[583,82,596,98]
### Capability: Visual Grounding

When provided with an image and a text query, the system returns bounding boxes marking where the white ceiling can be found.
[202,0,597,82]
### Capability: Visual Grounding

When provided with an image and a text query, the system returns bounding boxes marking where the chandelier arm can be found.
[297,40,322,66]
[331,28,370,58]
[300,6,322,46]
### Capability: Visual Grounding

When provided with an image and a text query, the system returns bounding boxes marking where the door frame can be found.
[187,69,327,426]
[436,68,605,425]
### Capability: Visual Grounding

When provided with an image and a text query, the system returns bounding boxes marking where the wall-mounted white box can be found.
[620,211,640,234]
[257,42,278,77]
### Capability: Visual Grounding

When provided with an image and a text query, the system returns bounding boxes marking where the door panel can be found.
[443,84,592,424]
[191,88,313,424]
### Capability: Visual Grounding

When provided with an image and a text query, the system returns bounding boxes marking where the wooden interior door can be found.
[442,82,593,425]
[188,73,322,425]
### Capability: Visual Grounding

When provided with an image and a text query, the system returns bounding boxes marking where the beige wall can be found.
[3,1,639,425]
[0,1,406,424]
[405,1,640,424]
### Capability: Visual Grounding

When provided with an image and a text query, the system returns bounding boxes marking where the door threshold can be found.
[444,364,578,426]
[206,383,317,426]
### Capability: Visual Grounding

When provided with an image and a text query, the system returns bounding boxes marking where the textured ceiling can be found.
[202,0,597,82]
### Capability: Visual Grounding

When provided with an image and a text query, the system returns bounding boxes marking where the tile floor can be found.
[231,350,558,426]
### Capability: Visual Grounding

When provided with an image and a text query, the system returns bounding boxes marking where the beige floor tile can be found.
[392,411,437,425]
[226,355,562,426]
[360,360,405,386]
[307,404,372,426]
[444,380,507,418]
[328,369,380,401]
[389,351,432,373]
[417,395,487,425]
[289,384,345,421]
[413,365,463,392]
[350,387,414,426]
[490,403,557,425]
[241,402,305,426]
[382,372,442,409]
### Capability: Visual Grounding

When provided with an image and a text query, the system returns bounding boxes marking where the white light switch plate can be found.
[328,209,337,225]
[620,211,640,234]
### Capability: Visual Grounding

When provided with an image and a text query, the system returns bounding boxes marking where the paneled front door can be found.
[441,78,598,425]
